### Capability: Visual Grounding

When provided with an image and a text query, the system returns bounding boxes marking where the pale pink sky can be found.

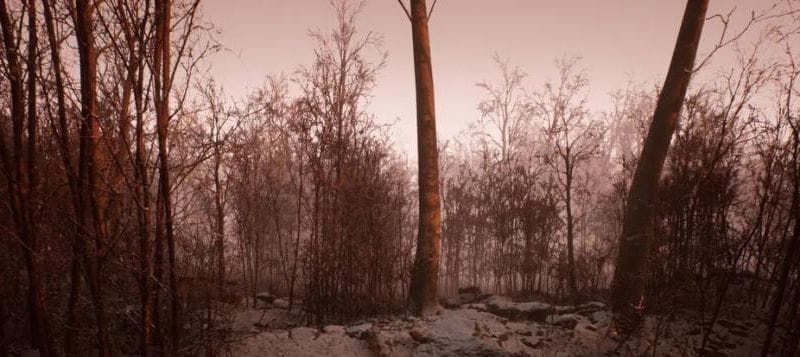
[202,0,764,156]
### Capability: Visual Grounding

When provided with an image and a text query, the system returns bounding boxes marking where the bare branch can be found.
[694,2,800,72]
[428,0,438,20]
[396,0,411,21]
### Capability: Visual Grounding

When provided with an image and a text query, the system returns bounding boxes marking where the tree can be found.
[398,0,443,316]
[0,1,56,354]
[611,0,709,334]
[536,57,605,302]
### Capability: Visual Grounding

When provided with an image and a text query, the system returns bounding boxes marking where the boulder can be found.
[409,327,434,343]
[255,292,276,308]
[521,336,543,349]
[547,314,580,329]
[345,322,373,339]
[322,325,345,334]
[485,296,550,322]
[272,298,290,309]
[288,326,318,341]
[441,297,462,309]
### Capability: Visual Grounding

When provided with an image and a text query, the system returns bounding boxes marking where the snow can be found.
[220,292,787,356]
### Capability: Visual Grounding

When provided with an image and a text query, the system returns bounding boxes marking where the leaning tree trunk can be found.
[610,0,709,334]
[407,0,443,316]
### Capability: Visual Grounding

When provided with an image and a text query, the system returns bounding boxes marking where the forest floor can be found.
[219,289,778,356]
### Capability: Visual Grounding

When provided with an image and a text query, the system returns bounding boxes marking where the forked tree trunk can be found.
[610,0,708,334]
[407,0,443,316]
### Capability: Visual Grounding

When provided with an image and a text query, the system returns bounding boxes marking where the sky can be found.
[201,0,769,157]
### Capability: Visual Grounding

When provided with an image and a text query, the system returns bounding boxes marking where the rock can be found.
[589,310,611,325]
[449,343,509,357]
[465,303,487,311]
[345,322,373,339]
[409,327,434,343]
[322,325,345,334]
[553,305,576,314]
[272,298,290,309]
[289,326,318,341]
[403,316,419,322]
[441,297,462,309]
[256,292,275,305]
[579,301,606,310]
[365,326,391,357]
[505,321,531,336]
[485,296,550,322]
[458,286,483,295]
[729,328,748,338]
[547,314,579,329]
[442,287,491,309]
[521,337,543,349]
[574,301,606,317]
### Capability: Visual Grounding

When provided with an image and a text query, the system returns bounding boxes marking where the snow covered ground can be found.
[221,291,783,356]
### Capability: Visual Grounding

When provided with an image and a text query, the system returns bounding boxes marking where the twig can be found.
[428,0,438,20]
[694,3,800,73]
[396,0,411,21]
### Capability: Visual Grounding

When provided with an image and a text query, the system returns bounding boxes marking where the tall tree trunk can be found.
[75,0,112,354]
[41,2,82,351]
[153,0,180,351]
[407,0,442,316]
[610,0,708,334]
[0,1,56,355]
[131,3,154,352]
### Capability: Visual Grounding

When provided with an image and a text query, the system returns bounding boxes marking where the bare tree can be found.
[537,57,605,302]
[0,1,56,355]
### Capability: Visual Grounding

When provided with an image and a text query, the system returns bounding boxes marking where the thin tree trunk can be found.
[565,165,579,303]
[610,0,708,334]
[762,127,800,356]
[132,4,154,351]
[153,0,180,351]
[0,1,57,355]
[214,144,226,284]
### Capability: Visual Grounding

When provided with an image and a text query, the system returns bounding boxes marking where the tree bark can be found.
[407,0,442,316]
[0,1,56,355]
[610,0,708,334]
[565,164,579,302]
[214,143,226,284]
[153,0,180,351]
